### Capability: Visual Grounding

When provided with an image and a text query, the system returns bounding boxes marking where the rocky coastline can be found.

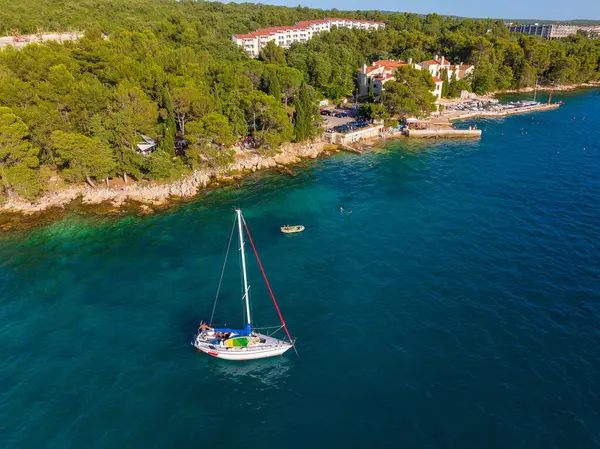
[2,83,597,229]
[0,141,335,222]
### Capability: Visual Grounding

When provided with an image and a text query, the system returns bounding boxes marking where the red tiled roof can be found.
[235,18,384,40]
[373,73,394,81]
[295,20,330,26]
[374,59,405,67]
[326,17,385,24]
[422,60,441,65]
[432,76,444,83]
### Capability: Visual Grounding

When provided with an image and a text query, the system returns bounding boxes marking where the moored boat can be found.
[280,225,305,234]
[192,209,295,361]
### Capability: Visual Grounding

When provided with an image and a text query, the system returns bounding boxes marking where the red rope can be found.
[242,218,293,343]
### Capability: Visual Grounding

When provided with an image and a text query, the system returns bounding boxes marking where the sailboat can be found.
[192,209,295,360]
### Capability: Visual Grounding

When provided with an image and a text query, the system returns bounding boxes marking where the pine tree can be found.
[441,68,449,98]
[293,82,315,142]
[159,123,175,155]
[0,107,42,199]
[447,72,459,98]
[267,69,282,102]
[161,89,177,156]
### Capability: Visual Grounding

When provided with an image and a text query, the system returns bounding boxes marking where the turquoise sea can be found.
[1,90,600,448]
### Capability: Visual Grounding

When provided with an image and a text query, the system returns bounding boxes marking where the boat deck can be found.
[194,332,290,352]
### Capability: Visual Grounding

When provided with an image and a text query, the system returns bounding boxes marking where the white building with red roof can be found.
[232,18,385,58]
[357,58,450,102]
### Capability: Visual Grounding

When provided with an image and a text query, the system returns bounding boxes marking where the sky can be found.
[224,0,600,21]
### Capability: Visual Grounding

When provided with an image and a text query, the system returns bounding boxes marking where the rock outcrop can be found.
[1,141,332,215]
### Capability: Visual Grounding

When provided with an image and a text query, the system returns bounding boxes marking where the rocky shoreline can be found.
[0,141,335,221]
[493,81,600,95]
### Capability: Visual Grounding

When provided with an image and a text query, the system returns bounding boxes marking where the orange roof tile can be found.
[373,73,394,81]
[374,59,405,67]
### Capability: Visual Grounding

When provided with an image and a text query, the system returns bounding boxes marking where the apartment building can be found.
[232,18,385,57]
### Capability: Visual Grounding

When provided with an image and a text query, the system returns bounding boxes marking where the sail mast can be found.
[237,209,251,326]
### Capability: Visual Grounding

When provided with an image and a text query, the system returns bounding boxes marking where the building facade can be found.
[506,23,599,39]
[357,56,474,102]
[357,59,410,98]
[233,18,385,58]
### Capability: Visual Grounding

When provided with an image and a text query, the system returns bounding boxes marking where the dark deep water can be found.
[1,90,599,448]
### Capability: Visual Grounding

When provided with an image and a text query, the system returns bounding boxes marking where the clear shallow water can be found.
[1,90,600,448]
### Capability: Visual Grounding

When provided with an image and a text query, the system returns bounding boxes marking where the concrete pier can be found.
[405,129,482,139]
[322,125,383,146]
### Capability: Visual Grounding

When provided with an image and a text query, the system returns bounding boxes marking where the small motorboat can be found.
[280,225,305,234]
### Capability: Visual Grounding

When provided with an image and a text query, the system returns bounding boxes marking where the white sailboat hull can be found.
[193,332,293,361]
[195,343,292,360]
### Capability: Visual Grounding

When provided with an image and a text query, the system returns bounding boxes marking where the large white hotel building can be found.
[233,18,385,57]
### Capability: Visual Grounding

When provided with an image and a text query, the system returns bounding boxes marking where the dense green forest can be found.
[0,0,599,200]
